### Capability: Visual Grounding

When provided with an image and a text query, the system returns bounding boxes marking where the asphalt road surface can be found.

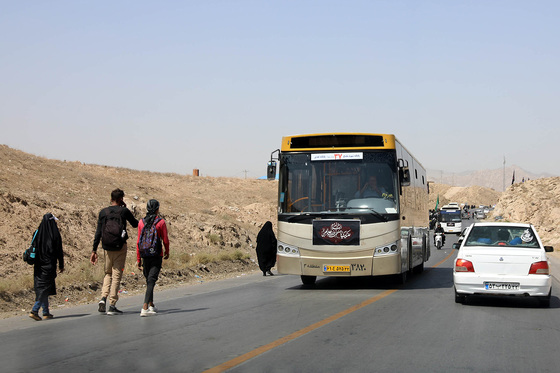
[2,219,560,373]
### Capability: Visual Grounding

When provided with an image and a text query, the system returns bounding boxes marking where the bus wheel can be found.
[301,275,317,286]
[394,271,407,285]
[413,262,424,274]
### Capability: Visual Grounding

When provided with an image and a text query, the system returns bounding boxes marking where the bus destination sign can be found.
[311,152,363,161]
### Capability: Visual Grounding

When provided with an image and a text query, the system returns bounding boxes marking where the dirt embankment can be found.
[491,177,560,248]
[0,145,277,318]
[429,183,501,209]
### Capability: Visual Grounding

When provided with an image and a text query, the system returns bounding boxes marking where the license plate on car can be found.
[323,265,351,273]
[484,282,520,290]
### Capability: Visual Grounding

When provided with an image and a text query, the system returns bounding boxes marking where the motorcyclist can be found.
[434,223,446,246]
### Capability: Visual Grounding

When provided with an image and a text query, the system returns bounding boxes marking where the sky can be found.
[1,1,559,178]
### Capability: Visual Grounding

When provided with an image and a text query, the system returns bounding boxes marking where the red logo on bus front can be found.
[319,222,354,244]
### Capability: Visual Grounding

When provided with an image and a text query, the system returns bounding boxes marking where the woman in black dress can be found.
[256,221,277,276]
[29,213,64,321]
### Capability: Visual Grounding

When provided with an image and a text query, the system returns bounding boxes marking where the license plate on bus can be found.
[323,265,351,273]
[484,282,520,290]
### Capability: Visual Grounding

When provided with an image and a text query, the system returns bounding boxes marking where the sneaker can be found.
[98,298,106,313]
[140,308,157,317]
[29,311,42,321]
[43,313,54,320]
[106,305,123,315]
[148,305,158,313]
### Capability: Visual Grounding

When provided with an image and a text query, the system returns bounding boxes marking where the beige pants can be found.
[101,244,127,306]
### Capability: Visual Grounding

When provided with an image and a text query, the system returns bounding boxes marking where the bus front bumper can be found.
[277,253,401,277]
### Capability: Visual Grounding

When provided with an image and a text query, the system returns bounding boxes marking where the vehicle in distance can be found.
[439,205,462,234]
[453,222,554,307]
[475,210,485,219]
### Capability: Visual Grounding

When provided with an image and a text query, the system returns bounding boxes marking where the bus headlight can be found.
[277,241,300,256]
[375,242,399,256]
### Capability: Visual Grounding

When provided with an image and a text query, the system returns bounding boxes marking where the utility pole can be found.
[242,170,249,179]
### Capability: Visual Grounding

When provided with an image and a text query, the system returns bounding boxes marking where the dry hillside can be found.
[427,166,554,191]
[429,183,501,209]
[0,145,277,318]
[491,177,560,247]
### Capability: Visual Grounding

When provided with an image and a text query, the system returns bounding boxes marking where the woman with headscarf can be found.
[136,199,170,317]
[256,221,277,276]
[29,213,64,321]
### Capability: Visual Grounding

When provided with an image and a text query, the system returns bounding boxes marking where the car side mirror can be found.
[453,243,460,250]
[544,246,554,252]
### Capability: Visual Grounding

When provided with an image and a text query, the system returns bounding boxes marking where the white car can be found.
[453,222,554,307]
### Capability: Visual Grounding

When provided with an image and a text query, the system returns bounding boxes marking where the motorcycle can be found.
[435,232,443,250]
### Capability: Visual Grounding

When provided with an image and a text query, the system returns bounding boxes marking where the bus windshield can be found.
[279,151,399,215]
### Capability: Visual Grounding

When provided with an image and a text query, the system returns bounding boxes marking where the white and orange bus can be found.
[267,133,430,285]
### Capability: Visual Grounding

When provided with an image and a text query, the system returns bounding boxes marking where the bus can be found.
[438,204,462,234]
[267,133,430,285]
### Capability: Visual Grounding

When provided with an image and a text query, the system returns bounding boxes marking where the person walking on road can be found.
[29,213,64,321]
[136,199,170,317]
[91,188,138,315]
[256,221,277,276]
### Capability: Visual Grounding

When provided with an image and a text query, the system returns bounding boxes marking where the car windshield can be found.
[464,226,540,248]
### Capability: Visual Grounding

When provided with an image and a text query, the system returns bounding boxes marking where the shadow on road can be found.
[284,267,454,291]
[459,295,560,309]
[46,313,90,320]
[159,308,209,315]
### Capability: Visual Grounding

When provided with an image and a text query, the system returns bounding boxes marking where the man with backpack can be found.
[91,188,138,315]
[136,199,169,317]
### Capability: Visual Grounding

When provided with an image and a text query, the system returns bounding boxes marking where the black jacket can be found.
[93,205,138,252]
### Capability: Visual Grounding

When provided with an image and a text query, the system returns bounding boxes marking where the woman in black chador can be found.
[256,221,277,276]
[29,213,64,321]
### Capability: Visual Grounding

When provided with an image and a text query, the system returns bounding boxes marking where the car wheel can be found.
[455,289,466,304]
[301,275,316,286]
[538,289,552,308]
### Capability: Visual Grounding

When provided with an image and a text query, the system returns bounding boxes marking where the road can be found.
[2,218,560,373]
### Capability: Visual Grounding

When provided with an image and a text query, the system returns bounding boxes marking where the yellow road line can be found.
[433,249,456,269]
[203,251,455,373]
[203,289,397,373]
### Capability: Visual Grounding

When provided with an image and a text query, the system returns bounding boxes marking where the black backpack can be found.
[102,207,125,249]
[138,217,162,257]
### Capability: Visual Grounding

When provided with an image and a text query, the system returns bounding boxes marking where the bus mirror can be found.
[398,158,411,186]
[267,161,277,180]
[399,168,411,186]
